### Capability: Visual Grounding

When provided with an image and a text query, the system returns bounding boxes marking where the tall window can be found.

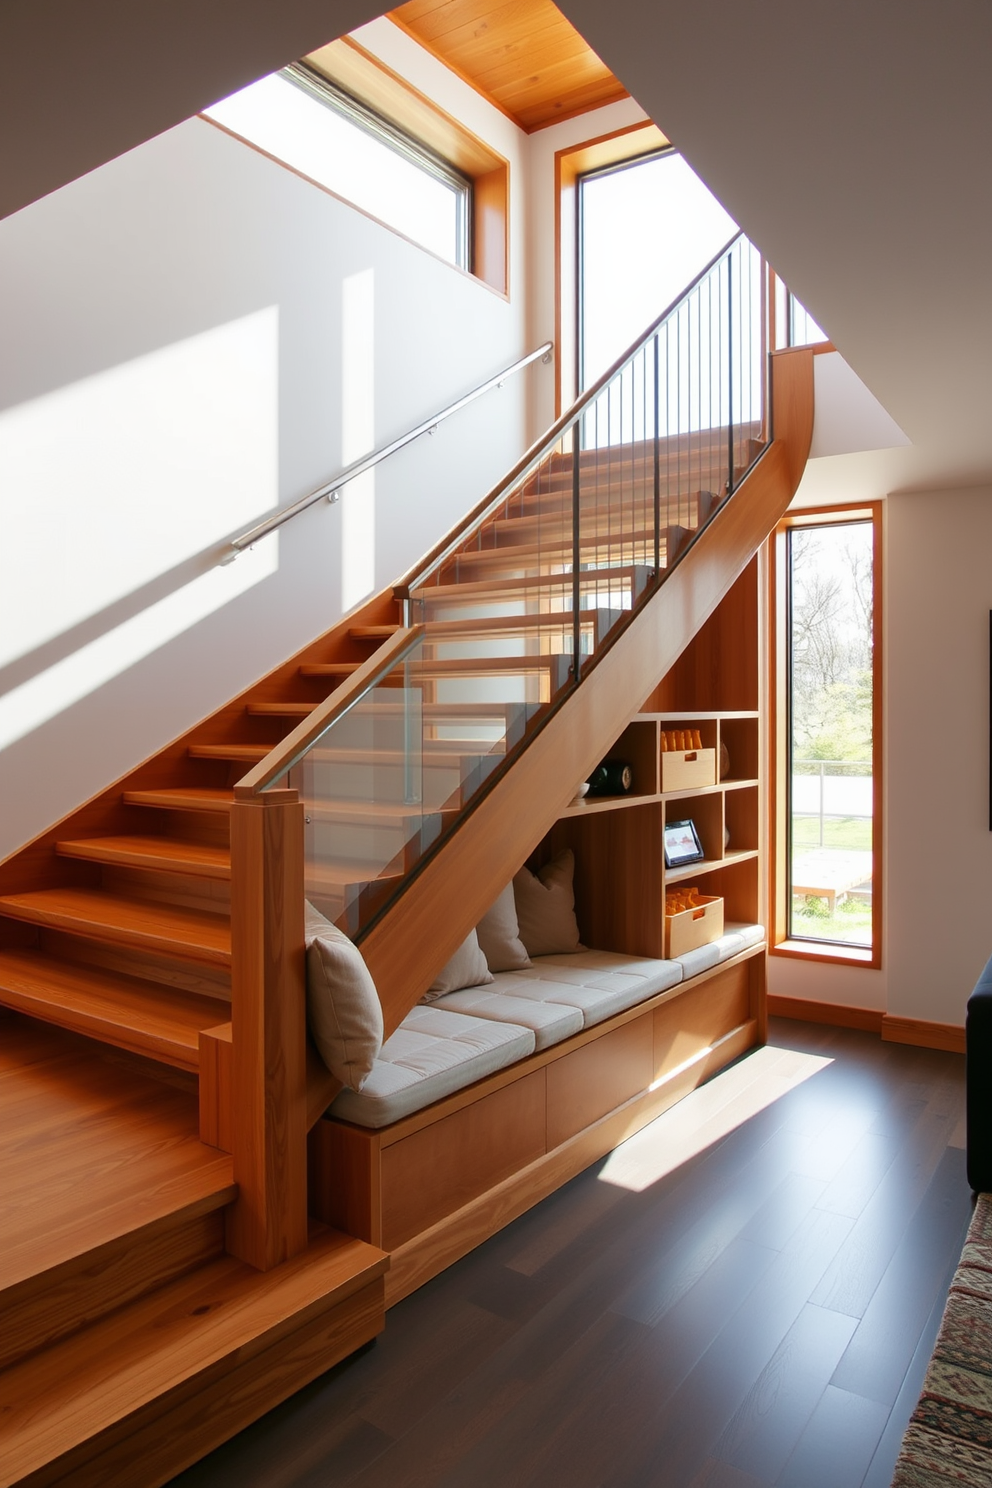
[777,508,881,960]
[577,149,736,391]
[204,65,471,269]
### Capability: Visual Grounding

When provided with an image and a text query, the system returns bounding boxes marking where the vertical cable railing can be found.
[249,233,768,938]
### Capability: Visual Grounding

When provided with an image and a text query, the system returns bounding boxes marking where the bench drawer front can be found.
[381,1071,546,1248]
[652,962,750,1081]
[546,1016,654,1150]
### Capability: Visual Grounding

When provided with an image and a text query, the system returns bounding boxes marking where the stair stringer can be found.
[359,348,815,1035]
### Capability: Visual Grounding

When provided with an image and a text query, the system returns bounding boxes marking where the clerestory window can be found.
[204,63,472,271]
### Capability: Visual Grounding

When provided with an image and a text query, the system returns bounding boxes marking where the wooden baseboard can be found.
[768,994,883,1033]
[882,1015,965,1055]
[768,997,965,1054]
[384,1018,758,1307]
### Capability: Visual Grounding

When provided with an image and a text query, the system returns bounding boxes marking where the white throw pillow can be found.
[476,882,532,972]
[421,928,494,1002]
[304,901,383,1091]
[513,849,583,956]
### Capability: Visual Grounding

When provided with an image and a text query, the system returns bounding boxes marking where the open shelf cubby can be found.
[543,557,765,960]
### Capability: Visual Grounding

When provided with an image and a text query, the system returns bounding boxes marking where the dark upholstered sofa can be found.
[966,953,992,1192]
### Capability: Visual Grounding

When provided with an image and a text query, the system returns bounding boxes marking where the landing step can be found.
[0,889,231,968]
[0,948,230,1070]
[0,1010,234,1304]
[57,835,231,879]
[0,1225,387,1488]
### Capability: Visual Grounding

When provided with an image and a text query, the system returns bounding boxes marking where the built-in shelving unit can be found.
[542,556,764,959]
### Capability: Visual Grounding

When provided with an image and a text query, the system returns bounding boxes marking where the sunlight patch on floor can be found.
[597,1043,833,1193]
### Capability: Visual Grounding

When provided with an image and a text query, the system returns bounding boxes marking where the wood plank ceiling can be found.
[388,0,628,132]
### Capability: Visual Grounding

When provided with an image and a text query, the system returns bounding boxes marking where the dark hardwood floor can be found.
[169,1018,971,1488]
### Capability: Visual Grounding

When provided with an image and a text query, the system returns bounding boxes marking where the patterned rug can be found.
[892,1191,992,1486]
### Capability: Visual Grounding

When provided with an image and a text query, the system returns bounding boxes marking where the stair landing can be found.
[0,1009,233,1298]
[0,1010,388,1487]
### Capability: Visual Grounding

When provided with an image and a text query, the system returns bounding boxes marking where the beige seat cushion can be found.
[513,849,582,956]
[674,922,765,980]
[330,1006,535,1128]
[499,949,683,1028]
[304,900,383,1091]
[435,983,583,1050]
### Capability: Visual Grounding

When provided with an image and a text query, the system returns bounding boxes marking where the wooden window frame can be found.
[205,34,510,297]
[768,501,883,969]
[306,37,509,296]
[554,120,669,416]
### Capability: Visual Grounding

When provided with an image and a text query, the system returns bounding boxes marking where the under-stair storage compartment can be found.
[309,952,765,1303]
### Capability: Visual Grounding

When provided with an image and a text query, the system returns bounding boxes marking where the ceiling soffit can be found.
[388,0,628,132]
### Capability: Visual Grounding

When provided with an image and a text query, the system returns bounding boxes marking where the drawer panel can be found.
[546,1015,654,1150]
[381,1070,546,1248]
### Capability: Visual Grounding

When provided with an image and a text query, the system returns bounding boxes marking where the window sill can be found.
[771,939,878,969]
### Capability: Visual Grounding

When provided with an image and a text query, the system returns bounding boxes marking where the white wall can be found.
[0,39,547,862]
[769,483,992,1027]
[886,486,992,1024]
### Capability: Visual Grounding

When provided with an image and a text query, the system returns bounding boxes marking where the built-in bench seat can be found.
[311,927,767,1305]
[331,926,764,1128]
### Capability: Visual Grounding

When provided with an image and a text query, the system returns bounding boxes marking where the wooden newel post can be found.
[227,786,308,1271]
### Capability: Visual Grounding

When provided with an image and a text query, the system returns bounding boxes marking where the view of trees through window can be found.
[788,520,874,947]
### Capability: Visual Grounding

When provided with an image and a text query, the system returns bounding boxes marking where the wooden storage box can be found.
[661,748,716,792]
[665,894,724,957]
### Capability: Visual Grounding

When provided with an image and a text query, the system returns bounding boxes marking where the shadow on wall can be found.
[0,309,282,753]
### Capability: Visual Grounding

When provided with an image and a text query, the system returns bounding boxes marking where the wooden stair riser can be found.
[439,529,688,579]
[481,492,715,543]
[297,752,499,812]
[305,812,443,876]
[0,891,231,970]
[57,835,231,880]
[408,563,654,606]
[0,947,229,1072]
[40,928,231,1007]
[0,1202,227,1375]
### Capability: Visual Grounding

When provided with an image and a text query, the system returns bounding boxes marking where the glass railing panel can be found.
[271,233,772,939]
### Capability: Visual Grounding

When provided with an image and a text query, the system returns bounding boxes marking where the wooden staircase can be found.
[0,604,404,1486]
[0,339,813,1482]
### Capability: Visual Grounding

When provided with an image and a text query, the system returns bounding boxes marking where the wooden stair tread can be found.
[410,564,649,602]
[189,742,268,763]
[124,787,234,813]
[450,527,683,565]
[249,699,519,721]
[57,835,231,879]
[298,661,362,678]
[349,624,401,640]
[0,1011,234,1294]
[307,799,456,823]
[297,748,500,772]
[0,1225,387,1485]
[308,861,403,888]
[0,948,230,1071]
[423,610,612,639]
[0,889,231,968]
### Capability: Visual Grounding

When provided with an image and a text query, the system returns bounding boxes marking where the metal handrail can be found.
[226,341,553,557]
[397,230,744,599]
